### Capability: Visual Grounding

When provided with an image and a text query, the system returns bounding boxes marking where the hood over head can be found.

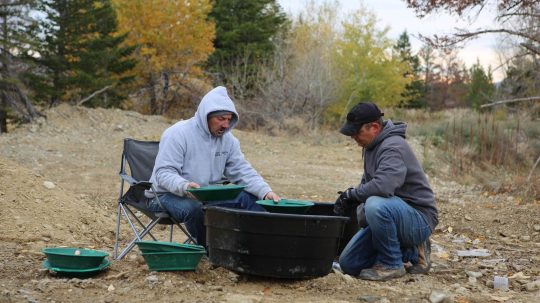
[195,86,239,135]
[366,120,407,150]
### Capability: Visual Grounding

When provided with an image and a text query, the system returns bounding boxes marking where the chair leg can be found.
[116,218,162,260]
[169,225,174,242]
[124,205,158,241]
[113,203,124,259]
[176,222,197,244]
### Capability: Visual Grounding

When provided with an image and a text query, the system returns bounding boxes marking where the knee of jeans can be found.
[338,254,352,272]
[364,196,386,218]
[183,203,203,218]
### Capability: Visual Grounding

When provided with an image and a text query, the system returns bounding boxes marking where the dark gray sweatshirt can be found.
[351,120,438,231]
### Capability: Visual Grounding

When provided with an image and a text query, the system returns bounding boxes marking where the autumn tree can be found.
[252,1,339,129]
[327,7,410,123]
[208,0,288,99]
[418,44,436,108]
[0,0,43,133]
[421,47,470,110]
[113,0,215,115]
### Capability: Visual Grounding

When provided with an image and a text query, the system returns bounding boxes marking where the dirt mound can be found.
[0,157,110,247]
[1,104,539,302]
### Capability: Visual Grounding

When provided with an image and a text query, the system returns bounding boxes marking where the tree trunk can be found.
[160,72,169,115]
[148,76,158,114]
[0,98,7,133]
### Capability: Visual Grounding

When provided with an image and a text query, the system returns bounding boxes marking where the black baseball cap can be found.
[339,102,384,136]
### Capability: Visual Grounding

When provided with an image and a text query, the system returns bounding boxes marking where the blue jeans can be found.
[148,191,265,246]
[338,196,432,276]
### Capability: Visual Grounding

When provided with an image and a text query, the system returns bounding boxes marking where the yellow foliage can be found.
[112,0,215,83]
[326,8,411,124]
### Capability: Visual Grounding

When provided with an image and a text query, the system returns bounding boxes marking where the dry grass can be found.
[386,106,540,201]
[255,106,540,201]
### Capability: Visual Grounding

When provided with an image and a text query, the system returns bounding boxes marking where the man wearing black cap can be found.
[147,86,280,246]
[335,102,438,281]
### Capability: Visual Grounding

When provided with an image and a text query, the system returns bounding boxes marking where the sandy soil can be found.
[1,104,539,303]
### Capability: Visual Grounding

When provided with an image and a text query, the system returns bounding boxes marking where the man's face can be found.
[351,122,378,147]
[208,114,233,137]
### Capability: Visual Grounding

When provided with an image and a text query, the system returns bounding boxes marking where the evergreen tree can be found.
[393,31,426,108]
[467,60,494,110]
[0,0,43,133]
[33,0,135,107]
[71,0,136,107]
[208,0,288,98]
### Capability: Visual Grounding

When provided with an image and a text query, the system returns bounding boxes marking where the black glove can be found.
[333,187,357,215]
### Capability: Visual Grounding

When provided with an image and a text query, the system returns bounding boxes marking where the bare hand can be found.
[264,191,280,203]
[186,182,200,199]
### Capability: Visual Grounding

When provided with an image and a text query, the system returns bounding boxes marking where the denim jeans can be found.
[338,196,432,276]
[148,191,265,246]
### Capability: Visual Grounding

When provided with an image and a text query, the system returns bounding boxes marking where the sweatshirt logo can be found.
[215,151,228,157]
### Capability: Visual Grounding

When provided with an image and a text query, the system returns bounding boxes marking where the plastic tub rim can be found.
[203,205,349,222]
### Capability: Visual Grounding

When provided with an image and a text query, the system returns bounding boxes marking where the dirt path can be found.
[1,104,539,302]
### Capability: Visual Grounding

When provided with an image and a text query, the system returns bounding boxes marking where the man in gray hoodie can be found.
[336,102,438,281]
[148,86,280,246]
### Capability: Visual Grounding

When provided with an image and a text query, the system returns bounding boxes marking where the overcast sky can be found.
[277,0,504,81]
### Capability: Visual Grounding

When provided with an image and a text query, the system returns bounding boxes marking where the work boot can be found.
[358,264,406,281]
[406,238,431,274]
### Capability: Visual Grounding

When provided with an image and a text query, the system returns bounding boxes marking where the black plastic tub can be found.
[204,204,349,279]
[305,202,359,255]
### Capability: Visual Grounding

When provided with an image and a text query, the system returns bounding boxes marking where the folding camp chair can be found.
[113,138,196,260]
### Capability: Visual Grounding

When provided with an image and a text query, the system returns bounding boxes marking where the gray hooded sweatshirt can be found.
[148,86,272,199]
[350,120,438,231]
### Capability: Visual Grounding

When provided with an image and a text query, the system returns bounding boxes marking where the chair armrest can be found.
[120,173,152,189]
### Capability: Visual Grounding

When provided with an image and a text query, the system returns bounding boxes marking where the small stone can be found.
[509,272,530,280]
[495,263,508,271]
[533,225,540,232]
[43,181,55,189]
[358,296,381,303]
[466,271,483,278]
[520,235,531,242]
[228,272,239,282]
[465,215,472,221]
[107,284,115,292]
[145,275,158,284]
[525,280,540,292]
[429,290,451,303]
[163,280,173,287]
